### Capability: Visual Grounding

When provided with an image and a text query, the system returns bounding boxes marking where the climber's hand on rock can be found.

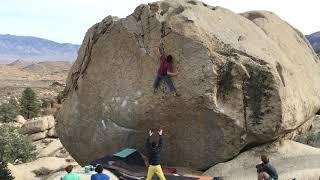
[153,48,159,55]
[149,130,153,136]
[158,129,163,136]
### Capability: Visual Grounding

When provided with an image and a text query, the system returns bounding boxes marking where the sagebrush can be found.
[0,124,37,163]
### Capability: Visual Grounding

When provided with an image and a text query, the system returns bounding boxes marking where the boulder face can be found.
[57,0,320,169]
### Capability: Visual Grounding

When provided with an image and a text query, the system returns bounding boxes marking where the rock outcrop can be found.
[204,140,320,180]
[22,116,55,134]
[15,115,26,124]
[57,0,320,169]
[29,131,48,141]
[22,115,57,141]
[297,115,320,148]
[47,127,58,138]
[8,163,25,180]
[8,138,74,180]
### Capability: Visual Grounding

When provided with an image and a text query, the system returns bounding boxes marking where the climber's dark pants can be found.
[153,75,175,92]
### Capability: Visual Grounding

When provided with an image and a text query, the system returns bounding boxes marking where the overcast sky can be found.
[0,0,319,44]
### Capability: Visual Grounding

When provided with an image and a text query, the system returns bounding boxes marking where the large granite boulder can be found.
[57,0,320,169]
[22,116,55,134]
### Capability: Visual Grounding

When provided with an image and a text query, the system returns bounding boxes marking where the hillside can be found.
[0,34,80,63]
[7,60,34,68]
[0,61,71,81]
[0,61,71,103]
[23,61,71,75]
[306,31,320,55]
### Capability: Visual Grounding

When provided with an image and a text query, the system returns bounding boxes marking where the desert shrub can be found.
[20,87,40,119]
[0,124,37,163]
[0,161,14,180]
[57,90,67,104]
[0,98,19,123]
[41,99,51,108]
[32,167,53,177]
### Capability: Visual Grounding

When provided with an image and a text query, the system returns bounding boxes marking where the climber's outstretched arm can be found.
[158,129,163,151]
[159,46,166,57]
[146,130,153,149]
[167,71,178,76]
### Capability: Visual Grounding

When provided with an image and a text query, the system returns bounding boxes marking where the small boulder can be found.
[50,81,66,87]
[47,127,58,138]
[21,116,55,134]
[29,131,48,141]
[8,163,26,180]
[15,115,26,124]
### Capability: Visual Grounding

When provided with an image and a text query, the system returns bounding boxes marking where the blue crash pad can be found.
[113,148,137,158]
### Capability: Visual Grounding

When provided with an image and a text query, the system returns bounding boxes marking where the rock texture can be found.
[204,140,320,180]
[297,115,320,148]
[22,116,55,134]
[15,115,26,124]
[34,138,69,158]
[47,127,58,138]
[8,163,26,180]
[57,0,320,169]
[21,115,57,141]
[14,157,69,179]
[29,131,48,141]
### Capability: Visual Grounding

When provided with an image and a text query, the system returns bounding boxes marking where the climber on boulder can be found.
[146,129,166,180]
[153,47,179,96]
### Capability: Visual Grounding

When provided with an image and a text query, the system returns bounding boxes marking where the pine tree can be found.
[19,87,40,119]
[57,90,66,104]
[0,98,20,123]
[0,161,14,180]
[41,99,50,108]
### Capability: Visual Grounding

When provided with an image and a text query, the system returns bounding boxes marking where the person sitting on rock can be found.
[256,155,278,180]
[91,164,110,180]
[146,129,166,180]
[153,47,179,96]
[61,165,80,180]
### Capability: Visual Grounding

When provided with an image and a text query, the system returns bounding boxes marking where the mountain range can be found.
[0,34,80,64]
[1,32,319,65]
[306,31,320,55]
